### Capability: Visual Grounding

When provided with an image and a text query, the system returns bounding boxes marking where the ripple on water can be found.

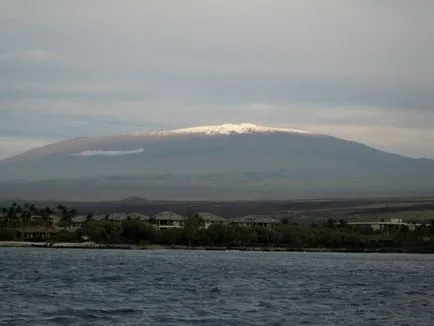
[1,249,434,326]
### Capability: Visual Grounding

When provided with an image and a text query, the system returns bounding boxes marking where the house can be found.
[16,226,60,241]
[64,216,89,232]
[128,213,151,222]
[29,214,61,224]
[231,215,278,228]
[253,216,279,227]
[48,214,61,225]
[30,215,43,222]
[153,211,184,230]
[107,213,128,221]
[348,218,422,232]
[230,216,251,227]
[92,214,107,221]
[71,215,88,227]
[196,212,227,229]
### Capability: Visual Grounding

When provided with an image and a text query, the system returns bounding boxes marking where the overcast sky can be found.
[1,0,433,159]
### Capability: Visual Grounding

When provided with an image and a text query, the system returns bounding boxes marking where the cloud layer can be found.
[0,1,433,159]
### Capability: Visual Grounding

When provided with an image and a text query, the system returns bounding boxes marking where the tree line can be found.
[1,203,434,252]
[63,217,434,252]
[0,202,77,226]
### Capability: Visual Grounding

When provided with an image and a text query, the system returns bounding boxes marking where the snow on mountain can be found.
[148,123,313,136]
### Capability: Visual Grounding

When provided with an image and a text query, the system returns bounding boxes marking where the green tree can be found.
[183,214,205,246]
[104,221,123,243]
[206,224,228,246]
[50,230,81,243]
[121,220,154,244]
[326,218,337,229]
[338,219,348,228]
[80,220,122,243]
[0,227,15,240]
[158,228,182,246]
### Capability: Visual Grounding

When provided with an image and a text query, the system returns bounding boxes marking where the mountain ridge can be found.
[1,122,433,201]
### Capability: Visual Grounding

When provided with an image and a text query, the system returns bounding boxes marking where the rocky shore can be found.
[2,241,433,253]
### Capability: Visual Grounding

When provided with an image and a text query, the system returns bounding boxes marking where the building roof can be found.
[107,213,128,221]
[232,215,277,223]
[154,211,184,221]
[72,216,87,223]
[197,212,226,222]
[254,216,278,223]
[348,221,422,226]
[128,213,150,221]
[92,215,107,221]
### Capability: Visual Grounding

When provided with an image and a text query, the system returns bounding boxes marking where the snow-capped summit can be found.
[150,123,313,136]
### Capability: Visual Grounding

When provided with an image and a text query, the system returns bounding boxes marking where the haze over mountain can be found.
[1,123,433,201]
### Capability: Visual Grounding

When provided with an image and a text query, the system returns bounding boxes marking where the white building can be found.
[196,212,227,229]
[348,218,421,232]
[230,215,278,228]
[153,211,184,230]
[128,213,151,222]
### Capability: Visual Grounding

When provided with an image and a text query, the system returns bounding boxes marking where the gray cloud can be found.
[0,0,433,158]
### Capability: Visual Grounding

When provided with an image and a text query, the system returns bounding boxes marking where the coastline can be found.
[1,241,432,253]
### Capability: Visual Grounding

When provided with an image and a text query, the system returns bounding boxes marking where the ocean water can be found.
[0,249,433,326]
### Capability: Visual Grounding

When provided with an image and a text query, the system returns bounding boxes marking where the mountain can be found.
[1,123,434,201]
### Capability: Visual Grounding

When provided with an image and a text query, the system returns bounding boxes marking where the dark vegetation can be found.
[78,217,434,253]
[2,201,434,252]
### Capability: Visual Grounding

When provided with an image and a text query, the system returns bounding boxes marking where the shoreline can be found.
[1,241,433,254]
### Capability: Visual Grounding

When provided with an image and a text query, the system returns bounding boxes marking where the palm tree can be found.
[7,207,16,220]
[41,207,53,225]
[56,205,66,215]
[61,208,78,226]
[86,214,93,222]
[56,205,70,225]
[15,205,23,215]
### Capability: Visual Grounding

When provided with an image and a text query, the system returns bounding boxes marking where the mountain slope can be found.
[0,123,433,200]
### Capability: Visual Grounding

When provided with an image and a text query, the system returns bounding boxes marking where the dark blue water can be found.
[1,249,433,325]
